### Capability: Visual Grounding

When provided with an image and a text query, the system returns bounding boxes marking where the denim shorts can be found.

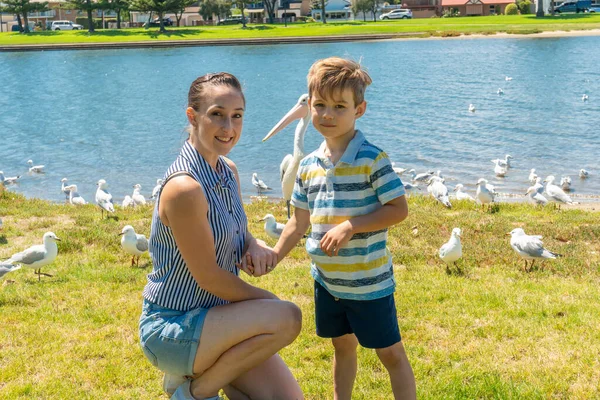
[139,299,209,376]
[314,281,401,349]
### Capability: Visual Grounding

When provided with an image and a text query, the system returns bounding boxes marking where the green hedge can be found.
[505,3,519,14]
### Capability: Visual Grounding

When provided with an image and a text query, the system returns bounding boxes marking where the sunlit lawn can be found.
[1,14,600,46]
[1,186,599,399]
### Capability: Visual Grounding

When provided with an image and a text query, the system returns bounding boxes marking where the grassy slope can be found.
[0,187,599,399]
[1,15,600,45]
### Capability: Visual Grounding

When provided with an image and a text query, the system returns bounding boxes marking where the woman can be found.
[139,73,303,400]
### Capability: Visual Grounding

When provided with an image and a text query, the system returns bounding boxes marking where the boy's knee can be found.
[376,342,407,368]
[332,334,358,354]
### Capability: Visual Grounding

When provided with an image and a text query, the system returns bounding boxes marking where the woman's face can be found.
[187,85,245,159]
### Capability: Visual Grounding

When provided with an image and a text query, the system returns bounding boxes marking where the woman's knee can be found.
[278,301,302,342]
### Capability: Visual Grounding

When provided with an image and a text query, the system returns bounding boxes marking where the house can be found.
[312,0,352,20]
[441,0,516,15]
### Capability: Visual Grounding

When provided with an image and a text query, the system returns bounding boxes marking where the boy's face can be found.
[309,88,366,141]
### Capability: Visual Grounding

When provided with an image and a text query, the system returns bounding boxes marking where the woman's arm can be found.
[160,175,277,302]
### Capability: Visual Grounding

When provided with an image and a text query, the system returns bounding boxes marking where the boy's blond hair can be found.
[307,57,372,106]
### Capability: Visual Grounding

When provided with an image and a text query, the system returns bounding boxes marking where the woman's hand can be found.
[245,239,278,277]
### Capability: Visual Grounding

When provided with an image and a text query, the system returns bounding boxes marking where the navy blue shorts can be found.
[314,281,401,349]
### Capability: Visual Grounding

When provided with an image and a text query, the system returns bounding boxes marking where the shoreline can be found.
[1,28,600,52]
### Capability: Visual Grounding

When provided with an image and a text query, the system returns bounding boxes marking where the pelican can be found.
[262,94,310,218]
[468,104,476,112]
[579,169,589,179]
[453,184,475,202]
[27,159,45,173]
[0,171,21,184]
[559,176,572,192]
[508,228,561,272]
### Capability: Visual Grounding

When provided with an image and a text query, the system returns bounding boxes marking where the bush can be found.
[517,0,532,14]
[442,8,461,17]
[505,3,519,14]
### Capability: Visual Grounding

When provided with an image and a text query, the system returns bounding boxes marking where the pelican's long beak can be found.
[262,102,308,142]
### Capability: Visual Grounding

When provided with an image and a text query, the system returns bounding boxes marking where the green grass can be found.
[1,187,599,399]
[1,15,600,46]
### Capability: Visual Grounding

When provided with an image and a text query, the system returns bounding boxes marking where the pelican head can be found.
[262,94,310,142]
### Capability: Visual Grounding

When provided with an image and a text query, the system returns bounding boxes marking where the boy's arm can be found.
[273,207,311,262]
[320,195,408,257]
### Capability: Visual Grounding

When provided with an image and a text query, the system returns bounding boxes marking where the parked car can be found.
[144,17,174,27]
[50,20,83,31]
[379,9,413,19]
[553,0,591,12]
[587,5,600,11]
[217,17,246,25]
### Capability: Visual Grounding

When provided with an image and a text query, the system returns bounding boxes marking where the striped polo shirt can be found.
[291,130,405,301]
[143,140,247,312]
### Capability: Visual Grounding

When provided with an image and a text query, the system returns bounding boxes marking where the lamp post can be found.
[283,0,287,26]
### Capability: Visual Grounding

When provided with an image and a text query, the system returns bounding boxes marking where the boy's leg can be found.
[331,334,359,400]
[376,341,416,400]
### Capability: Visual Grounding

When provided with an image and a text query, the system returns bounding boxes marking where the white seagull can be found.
[493,159,508,177]
[582,94,589,101]
[27,159,45,173]
[427,176,452,208]
[151,179,164,200]
[260,214,286,240]
[262,94,310,218]
[468,104,476,112]
[559,176,572,192]
[491,154,513,168]
[505,76,513,81]
[439,228,462,274]
[132,184,146,207]
[119,225,149,267]
[532,176,544,195]
[526,186,548,206]
[408,169,435,183]
[391,162,408,176]
[475,178,495,209]
[453,184,475,202]
[0,171,21,184]
[544,175,573,206]
[579,169,589,179]
[497,88,504,95]
[122,195,134,208]
[403,182,421,195]
[2,232,60,281]
[251,173,271,196]
[528,169,537,184]
[61,178,71,201]
[0,263,21,280]
[508,228,561,272]
[65,184,87,205]
[95,179,115,218]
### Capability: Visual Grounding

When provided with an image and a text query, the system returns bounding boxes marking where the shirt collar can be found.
[316,130,366,166]
[181,141,234,189]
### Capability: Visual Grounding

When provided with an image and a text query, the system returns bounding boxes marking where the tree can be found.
[366,0,380,21]
[536,0,544,16]
[2,0,49,33]
[173,0,195,26]
[351,0,369,21]
[263,0,277,23]
[107,0,130,28]
[233,0,248,27]
[215,0,231,21]
[199,0,216,21]
[132,0,180,32]
[68,0,98,32]
[310,0,327,23]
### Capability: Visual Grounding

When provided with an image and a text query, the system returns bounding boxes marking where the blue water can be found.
[1,36,599,204]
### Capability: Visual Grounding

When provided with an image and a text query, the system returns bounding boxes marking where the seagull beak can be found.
[262,101,309,142]
[259,218,265,221]
[118,232,124,236]
[505,233,511,236]
[55,237,61,241]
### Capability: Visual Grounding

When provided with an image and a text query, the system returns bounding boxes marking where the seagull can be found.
[95,179,115,218]
[122,195,134,208]
[119,225,148,267]
[532,176,544,195]
[262,94,310,218]
[559,176,572,192]
[151,179,164,200]
[528,169,537,184]
[61,178,71,201]
[391,162,408,176]
[468,104,476,112]
[493,159,508,177]
[0,263,21,280]
[251,173,271,196]
[505,76,513,81]
[260,214,285,240]
[0,171,21,184]
[582,94,589,101]
[408,169,435,183]
[439,228,462,274]
[497,88,504,95]
[27,159,45,173]
[65,184,86,205]
[453,184,475,202]
[132,184,146,206]
[475,178,495,210]
[2,232,60,281]
[491,154,513,168]
[508,228,561,272]
[404,182,421,195]
[544,175,573,206]
[427,176,452,208]
[526,186,548,206]
[579,169,589,179]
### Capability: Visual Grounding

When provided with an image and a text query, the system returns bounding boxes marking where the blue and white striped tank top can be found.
[142,141,248,312]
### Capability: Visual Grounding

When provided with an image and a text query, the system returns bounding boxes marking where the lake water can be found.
[1,36,599,205]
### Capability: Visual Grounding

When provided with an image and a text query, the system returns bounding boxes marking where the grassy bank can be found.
[1,15,600,46]
[1,188,599,399]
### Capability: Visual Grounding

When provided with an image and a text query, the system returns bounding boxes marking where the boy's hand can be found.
[242,239,278,277]
[320,220,353,257]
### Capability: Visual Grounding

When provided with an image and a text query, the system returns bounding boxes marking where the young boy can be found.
[273,57,416,399]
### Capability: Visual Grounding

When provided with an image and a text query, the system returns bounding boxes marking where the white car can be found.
[50,20,83,31]
[379,9,413,19]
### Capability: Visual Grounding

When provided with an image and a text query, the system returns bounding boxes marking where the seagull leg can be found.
[39,272,53,277]
[523,260,528,272]
[455,262,462,275]
[530,259,536,271]
[445,264,451,275]
[136,256,140,267]
[131,256,135,267]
